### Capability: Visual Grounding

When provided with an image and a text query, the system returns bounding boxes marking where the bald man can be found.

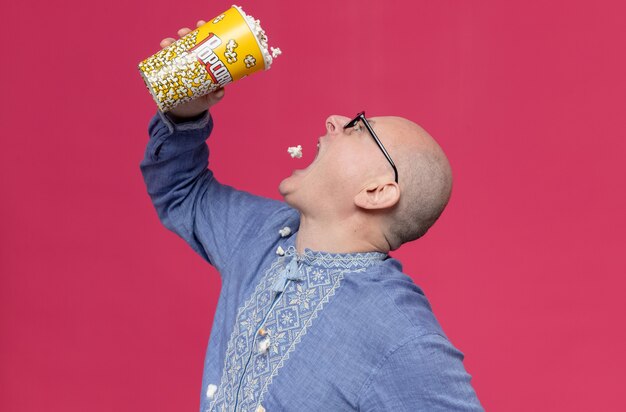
[140,21,483,412]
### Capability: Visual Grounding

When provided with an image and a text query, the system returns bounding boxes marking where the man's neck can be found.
[294,213,390,255]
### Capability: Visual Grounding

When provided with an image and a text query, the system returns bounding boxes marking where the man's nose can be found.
[325,115,351,134]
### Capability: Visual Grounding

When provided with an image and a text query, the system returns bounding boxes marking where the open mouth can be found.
[293,139,321,175]
[313,138,322,160]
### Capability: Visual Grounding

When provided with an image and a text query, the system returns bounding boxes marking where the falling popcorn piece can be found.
[276,246,285,256]
[278,226,291,237]
[287,145,303,158]
[206,384,217,399]
[258,338,271,354]
[271,47,282,58]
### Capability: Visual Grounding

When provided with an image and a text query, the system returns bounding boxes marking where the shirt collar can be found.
[283,245,387,269]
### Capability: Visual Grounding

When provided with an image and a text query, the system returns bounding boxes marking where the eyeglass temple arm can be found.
[361,118,399,184]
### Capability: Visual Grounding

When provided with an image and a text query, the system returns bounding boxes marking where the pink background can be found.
[2,0,625,410]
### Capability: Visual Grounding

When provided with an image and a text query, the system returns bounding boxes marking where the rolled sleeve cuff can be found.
[145,109,214,162]
[158,109,211,135]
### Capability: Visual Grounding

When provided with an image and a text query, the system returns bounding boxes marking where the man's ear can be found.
[354,182,400,210]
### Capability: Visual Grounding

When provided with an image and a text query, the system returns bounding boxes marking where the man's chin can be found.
[279,172,304,205]
[278,175,295,198]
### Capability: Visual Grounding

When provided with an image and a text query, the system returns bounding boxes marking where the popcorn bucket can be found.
[138,4,281,112]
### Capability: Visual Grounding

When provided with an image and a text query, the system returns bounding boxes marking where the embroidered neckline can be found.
[283,245,387,269]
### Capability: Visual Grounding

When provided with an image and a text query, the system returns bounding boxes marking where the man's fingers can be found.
[160,21,204,48]
[177,27,192,37]
[160,37,176,48]
[206,87,225,106]
[212,87,225,99]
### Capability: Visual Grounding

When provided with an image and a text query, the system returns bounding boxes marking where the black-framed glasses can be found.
[343,111,399,183]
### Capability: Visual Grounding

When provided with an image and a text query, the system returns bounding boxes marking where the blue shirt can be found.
[140,109,484,412]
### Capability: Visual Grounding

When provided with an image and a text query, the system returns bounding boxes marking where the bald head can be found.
[371,116,453,249]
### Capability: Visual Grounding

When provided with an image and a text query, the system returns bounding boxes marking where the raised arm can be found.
[139,21,292,275]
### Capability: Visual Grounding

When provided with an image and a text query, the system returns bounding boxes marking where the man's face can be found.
[278,114,395,216]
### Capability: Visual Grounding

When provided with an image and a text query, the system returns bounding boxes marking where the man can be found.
[141,20,483,412]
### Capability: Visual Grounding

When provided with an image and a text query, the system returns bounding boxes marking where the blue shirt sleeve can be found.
[139,109,291,275]
[357,333,484,411]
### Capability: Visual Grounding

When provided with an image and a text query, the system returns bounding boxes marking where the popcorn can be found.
[138,30,221,111]
[233,4,281,69]
[271,47,282,58]
[257,337,271,354]
[287,145,303,158]
[278,226,291,237]
[244,54,257,68]
[206,384,217,399]
[224,39,238,64]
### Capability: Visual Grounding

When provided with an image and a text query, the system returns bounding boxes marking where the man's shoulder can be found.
[360,258,448,341]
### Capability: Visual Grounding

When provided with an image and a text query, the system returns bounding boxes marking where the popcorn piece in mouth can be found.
[287,145,303,158]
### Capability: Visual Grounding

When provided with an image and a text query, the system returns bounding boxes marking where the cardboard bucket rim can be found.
[231,4,272,70]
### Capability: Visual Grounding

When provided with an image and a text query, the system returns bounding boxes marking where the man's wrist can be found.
[156,108,211,135]
[165,109,208,124]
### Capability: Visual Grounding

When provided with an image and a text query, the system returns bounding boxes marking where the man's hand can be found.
[159,20,225,121]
